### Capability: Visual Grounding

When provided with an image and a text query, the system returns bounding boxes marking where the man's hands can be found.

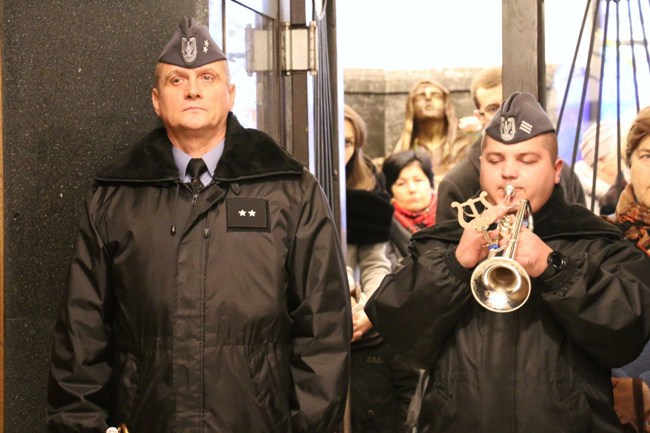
[456,204,508,269]
[455,204,552,277]
[511,226,552,277]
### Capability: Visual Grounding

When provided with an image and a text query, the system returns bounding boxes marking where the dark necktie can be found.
[186,158,208,193]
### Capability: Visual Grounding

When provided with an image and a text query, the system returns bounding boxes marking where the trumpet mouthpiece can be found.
[504,185,516,205]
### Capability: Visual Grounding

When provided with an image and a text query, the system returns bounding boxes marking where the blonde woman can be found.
[392,79,477,180]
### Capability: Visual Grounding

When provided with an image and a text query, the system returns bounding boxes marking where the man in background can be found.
[436,67,585,222]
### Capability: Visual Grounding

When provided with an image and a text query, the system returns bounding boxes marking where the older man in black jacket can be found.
[47,17,350,433]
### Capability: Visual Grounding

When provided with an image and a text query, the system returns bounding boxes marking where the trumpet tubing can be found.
[455,184,534,313]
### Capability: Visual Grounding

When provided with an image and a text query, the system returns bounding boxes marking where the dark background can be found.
[2,1,208,431]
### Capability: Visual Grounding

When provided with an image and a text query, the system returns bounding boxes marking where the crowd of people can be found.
[348,68,650,433]
[45,15,650,433]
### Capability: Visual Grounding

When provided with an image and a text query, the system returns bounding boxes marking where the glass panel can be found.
[230,0,276,18]
[208,2,224,48]
[210,1,280,143]
[547,0,650,164]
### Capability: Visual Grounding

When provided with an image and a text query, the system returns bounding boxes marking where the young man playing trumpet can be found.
[365,92,650,433]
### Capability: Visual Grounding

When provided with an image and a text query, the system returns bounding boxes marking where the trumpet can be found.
[106,424,129,433]
[452,185,534,313]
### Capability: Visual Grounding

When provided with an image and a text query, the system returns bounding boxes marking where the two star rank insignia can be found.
[226,198,269,231]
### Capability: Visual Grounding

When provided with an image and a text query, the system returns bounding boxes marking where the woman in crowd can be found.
[574,120,627,214]
[382,149,437,267]
[607,106,650,433]
[379,149,438,432]
[343,105,418,433]
[608,108,650,255]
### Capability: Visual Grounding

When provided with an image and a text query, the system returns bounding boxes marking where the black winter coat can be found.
[367,187,650,433]
[47,114,351,433]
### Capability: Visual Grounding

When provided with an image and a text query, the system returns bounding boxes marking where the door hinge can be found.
[280,21,317,75]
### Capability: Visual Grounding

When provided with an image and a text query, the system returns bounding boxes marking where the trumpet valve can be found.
[497,214,514,237]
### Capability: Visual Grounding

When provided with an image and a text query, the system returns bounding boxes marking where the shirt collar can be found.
[172,139,225,185]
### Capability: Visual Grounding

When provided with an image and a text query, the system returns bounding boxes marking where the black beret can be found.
[485,92,555,144]
[158,17,226,68]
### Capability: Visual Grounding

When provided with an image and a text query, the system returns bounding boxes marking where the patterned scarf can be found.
[614,184,650,256]
[393,194,437,234]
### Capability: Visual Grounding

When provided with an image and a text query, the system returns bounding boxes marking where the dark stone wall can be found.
[2,2,207,431]
[343,66,559,160]
[343,68,480,159]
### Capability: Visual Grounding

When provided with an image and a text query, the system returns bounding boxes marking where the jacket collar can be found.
[95,113,304,183]
[415,185,622,244]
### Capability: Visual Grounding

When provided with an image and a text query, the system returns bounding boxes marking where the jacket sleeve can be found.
[287,174,351,433]
[540,237,650,367]
[47,190,114,433]
[365,240,474,368]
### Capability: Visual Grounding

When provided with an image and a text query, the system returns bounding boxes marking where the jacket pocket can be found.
[555,382,591,432]
[417,374,453,431]
[114,353,141,425]
[421,373,483,432]
[247,344,291,431]
[517,377,591,432]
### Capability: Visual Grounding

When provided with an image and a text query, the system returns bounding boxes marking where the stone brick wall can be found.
[343,67,559,159]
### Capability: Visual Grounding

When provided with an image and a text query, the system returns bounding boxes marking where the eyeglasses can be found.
[478,104,500,117]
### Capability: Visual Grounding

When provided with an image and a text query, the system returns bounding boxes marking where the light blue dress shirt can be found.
[172,139,225,186]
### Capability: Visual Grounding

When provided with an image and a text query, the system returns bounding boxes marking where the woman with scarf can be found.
[343,105,418,433]
[607,106,650,433]
[382,150,437,268]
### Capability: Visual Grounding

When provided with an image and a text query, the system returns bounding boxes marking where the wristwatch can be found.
[547,250,567,273]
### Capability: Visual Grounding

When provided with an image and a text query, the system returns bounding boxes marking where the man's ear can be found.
[228,84,236,111]
[152,88,160,116]
[554,158,564,184]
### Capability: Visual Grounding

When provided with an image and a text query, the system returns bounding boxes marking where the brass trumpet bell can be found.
[471,256,531,312]
[106,424,129,433]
